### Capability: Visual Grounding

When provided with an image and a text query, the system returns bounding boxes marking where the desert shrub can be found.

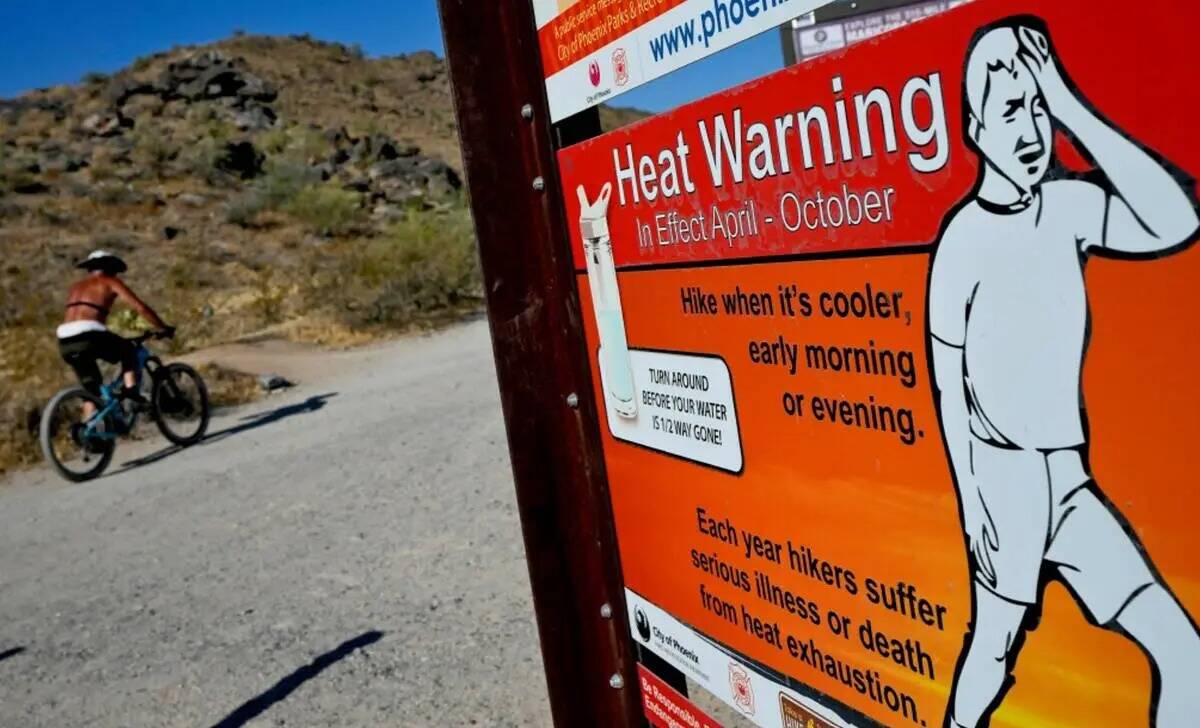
[0,325,69,474]
[255,160,319,209]
[181,119,237,180]
[36,203,72,226]
[0,389,43,475]
[87,157,119,182]
[260,127,290,155]
[224,192,266,227]
[282,125,332,164]
[0,200,26,221]
[251,272,288,324]
[0,163,38,193]
[81,71,109,85]
[92,183,142,205]
[351,206,481,323]
[131,127,177,179]
[165,261,199,291]
[195,362,260,408]
[283,183,362,236]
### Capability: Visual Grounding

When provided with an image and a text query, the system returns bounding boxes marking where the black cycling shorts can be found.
[58,331,137,396]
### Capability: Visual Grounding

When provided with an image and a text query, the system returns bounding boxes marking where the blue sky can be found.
[0,0,786,113]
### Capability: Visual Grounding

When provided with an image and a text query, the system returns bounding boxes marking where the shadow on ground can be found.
[0,646,25,663]
[116,393,338,474]
[208,630,384,728]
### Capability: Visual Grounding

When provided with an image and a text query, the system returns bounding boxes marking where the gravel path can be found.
[0,320,553,728]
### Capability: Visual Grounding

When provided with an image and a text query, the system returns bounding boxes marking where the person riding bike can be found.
[56,250,174,412]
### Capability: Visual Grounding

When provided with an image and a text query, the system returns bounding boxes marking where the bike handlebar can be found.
[129,328,175,345]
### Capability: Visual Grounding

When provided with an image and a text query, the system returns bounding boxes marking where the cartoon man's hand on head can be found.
[1015,26,1072,122]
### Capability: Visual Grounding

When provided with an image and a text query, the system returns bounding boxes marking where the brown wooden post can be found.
[436,2,643,726]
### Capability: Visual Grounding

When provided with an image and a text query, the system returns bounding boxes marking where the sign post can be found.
[443,1,1200,726]
[437,2,643,725]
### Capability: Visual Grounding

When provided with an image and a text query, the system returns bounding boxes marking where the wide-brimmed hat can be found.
[76,250,127,273]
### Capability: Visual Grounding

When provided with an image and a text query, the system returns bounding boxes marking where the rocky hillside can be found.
[0,35,472,348]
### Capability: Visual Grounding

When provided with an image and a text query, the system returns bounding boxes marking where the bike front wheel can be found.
[39,387,115,482]
[151,363,210,446]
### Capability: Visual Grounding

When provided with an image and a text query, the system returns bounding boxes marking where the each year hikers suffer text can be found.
[690,507,950,726]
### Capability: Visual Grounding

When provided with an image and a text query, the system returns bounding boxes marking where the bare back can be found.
[62,273,166,329]
[63,275,119,325]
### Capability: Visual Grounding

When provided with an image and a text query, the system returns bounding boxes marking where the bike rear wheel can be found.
[151,363,210,446]
[39,388,115,482]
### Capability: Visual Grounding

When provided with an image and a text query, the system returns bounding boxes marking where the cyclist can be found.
[56,250,174,413]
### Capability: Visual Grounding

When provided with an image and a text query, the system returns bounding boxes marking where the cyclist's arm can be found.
[110,278,169,330]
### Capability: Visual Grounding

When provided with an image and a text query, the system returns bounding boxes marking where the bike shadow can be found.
[0,646,25,663]
[114,392,338,474]
[208,630,383,728]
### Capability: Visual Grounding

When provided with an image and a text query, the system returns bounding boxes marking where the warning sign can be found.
[561,1,1200,726]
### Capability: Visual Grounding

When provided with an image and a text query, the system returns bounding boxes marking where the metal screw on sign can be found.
[599,603,613,619]
[566,392,579,409]
[521,103,533,120]
[609,673,625,689]
[532,176,545,191]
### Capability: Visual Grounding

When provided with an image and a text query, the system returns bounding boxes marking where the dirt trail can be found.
[0,320,553,727]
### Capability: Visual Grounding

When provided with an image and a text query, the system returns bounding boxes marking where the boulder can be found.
[235,74,277,103]
[323,126,350,147]
[258,373,294,392]
[232,104,277,131]
[342,177,371,193]
[80,109,129,137]
[159,51,276,107]
[175,192,208,207]
[12,180,50,195]
[371,203,407,222]
[103,78,161,106]
[348,138,372,165]
[122,94,165,118]
[368,157,419,180]
[39,151,88,173]
[312,161,336,181]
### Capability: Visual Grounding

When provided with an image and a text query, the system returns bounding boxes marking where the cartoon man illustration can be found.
[927,17,1200,727]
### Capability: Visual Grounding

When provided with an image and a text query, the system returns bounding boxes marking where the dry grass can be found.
[195,362,261,409]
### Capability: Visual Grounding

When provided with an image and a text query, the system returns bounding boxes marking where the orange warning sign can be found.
[559,2,1200,726]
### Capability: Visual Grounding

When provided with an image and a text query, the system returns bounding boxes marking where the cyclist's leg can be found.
[93,332,140,394]
[58,333,104,418]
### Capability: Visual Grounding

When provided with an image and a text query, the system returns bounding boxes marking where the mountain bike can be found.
[39,331,210,482]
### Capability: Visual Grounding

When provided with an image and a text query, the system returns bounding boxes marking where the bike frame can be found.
[81,341,156,441]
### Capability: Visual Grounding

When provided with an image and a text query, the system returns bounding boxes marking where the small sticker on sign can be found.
[638,663,723,728]
[780,693,836,728]
[598,349,743,473]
